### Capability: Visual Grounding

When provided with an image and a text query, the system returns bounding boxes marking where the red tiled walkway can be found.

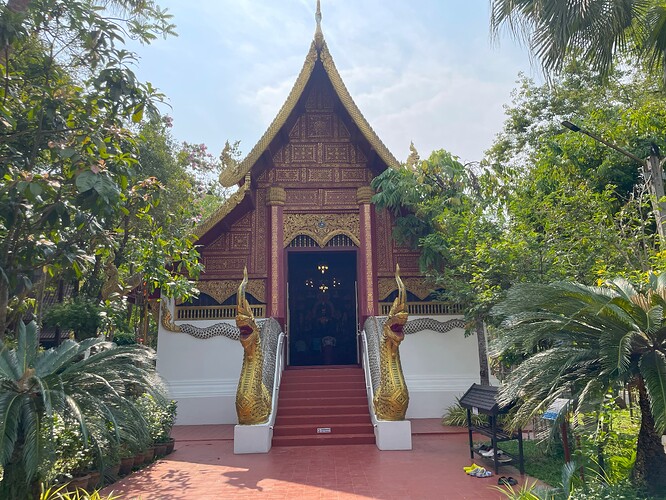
[102,421,529,499]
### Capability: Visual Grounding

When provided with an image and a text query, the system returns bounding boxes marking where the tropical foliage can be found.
[490,0,666,81]
[0,321,163,498]
[0,0,210,340]
[491,274,666,491]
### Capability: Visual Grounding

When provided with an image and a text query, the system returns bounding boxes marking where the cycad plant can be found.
[492,273,666,492]
[0,320,161,498]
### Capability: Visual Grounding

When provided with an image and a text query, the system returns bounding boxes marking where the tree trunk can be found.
[0,428,34,500]
[475,315,490,385]
[632,377,666,492]
[0,279,8,340]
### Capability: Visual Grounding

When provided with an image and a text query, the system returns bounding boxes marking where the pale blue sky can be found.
[130,1,536,164]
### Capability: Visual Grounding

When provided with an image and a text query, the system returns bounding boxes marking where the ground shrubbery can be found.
[0,321,177,498]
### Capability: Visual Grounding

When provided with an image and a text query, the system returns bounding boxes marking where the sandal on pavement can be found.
[507,477,518,486]
[463,463,481,473]
[467,465,486,476]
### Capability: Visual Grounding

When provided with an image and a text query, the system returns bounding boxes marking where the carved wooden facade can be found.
[192,22,428,324]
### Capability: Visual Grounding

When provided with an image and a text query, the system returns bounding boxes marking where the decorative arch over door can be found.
[283,213,361,248]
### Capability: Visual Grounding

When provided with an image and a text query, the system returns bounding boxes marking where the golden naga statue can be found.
[373,264,410,420]
[235,267,271,425]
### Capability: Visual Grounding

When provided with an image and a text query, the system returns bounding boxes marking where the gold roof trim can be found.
[317,41,399,171]
[193,174,251,239]
[217,33,400,189]
[218,43,319,188]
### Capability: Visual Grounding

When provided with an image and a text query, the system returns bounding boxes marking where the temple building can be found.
[157,3,483,430]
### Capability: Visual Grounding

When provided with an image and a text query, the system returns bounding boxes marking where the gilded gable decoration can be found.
[213,15,399,191]
[378,277,434,301]
[183,279,266,305]
[283,213,360,248]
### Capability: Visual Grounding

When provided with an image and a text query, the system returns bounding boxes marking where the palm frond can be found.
[0,392,23,465]
[19,398,40,484]
[639,350,666,434]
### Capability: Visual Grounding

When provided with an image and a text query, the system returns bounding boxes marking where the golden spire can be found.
[314,0,324,51]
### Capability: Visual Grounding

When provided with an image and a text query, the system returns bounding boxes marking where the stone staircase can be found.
[272,366,375,446]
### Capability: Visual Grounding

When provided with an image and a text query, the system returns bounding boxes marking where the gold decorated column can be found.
[357,186,377,320]
[267,187,286,324]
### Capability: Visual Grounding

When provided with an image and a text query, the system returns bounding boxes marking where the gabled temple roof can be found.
[194,3,400,240]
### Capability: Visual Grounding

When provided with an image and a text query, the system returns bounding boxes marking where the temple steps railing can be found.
[378,301,463,316]
[176,304,266,321]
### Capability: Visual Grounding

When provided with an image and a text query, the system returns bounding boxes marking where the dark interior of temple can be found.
[287,250,358,366]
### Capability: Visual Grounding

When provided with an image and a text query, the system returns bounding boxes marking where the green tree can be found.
[486,65,666,280]
[490,0,666,81]
[492,274,666,492]
[372,150,501,384]
[0,0,179,335]
[0,320,161,498]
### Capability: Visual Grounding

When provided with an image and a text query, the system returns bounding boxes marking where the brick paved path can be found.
[102,422,529,500]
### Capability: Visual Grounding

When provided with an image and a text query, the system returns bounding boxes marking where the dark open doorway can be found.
[287,250,358,366]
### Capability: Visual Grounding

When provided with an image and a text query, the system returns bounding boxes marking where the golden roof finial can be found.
[314,0,324,51]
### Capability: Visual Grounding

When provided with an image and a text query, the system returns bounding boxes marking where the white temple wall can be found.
[157,312,484,425]
[156,319,242,425]
[400,315,482,419]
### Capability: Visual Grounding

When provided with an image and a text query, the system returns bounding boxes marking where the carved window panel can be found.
[285,189,321,206]
[275,168,301,183]
[291,144,317,163]
[207,233,229,251]
[324,144,350,163]
[307,114,333,138]
[307,168,334,182]
[340,168,367,182]
[231,233,250,251]
[289,117,303,139]
[203,256,247,273]
[323,189,357,207]
[354,145,368,163]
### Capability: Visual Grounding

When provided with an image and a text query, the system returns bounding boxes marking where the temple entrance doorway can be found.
[287,250,358,366]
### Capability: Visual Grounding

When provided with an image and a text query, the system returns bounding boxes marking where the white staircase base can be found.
[234,424,273,454]
[375,420,412,450]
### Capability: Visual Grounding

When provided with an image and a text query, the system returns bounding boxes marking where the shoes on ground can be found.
[463,463,482,473]
[498,476,518,486]
[470,468,493,478]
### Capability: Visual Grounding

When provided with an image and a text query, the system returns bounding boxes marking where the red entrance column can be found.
[267,187,286,325]
[357,186,377,324]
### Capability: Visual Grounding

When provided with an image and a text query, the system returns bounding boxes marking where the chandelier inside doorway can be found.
[304,261,341,294]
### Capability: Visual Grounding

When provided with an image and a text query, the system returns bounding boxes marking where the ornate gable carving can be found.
[284,213,360,247]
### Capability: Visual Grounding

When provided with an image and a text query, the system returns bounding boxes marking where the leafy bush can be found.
[442,400,488,427]
[0,321,160,498]
[43,299,102,341]
[41,415,93,483]
[135,394,177,444]
[112,331,137,346]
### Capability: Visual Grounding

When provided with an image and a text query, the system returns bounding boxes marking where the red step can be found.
[278,396,368,407]
[273,423,373,437]
[272,433,376,447]
[273,367,375,447]
[279,387,367,398]
[280,381,364,391]
[275,413,370,426]
[277,404,369,417]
